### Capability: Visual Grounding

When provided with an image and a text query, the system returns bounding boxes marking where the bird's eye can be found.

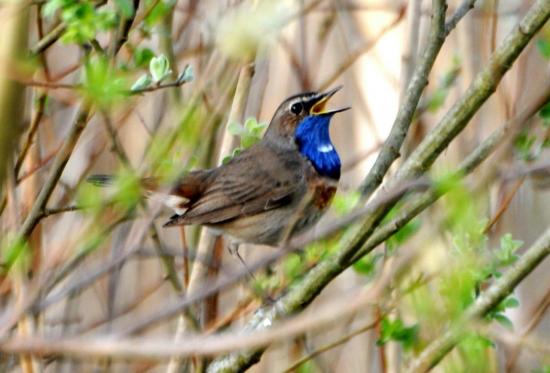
[290,103,302,115]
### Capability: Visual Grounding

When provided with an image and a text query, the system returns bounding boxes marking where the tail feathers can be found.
[88,173,190,215]
[87,174,114,187]
[87,170,213,222]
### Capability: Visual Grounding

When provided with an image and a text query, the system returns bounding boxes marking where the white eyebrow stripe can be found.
[318,144,334,152]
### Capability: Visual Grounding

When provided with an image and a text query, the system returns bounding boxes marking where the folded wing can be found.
[164,145,304,226]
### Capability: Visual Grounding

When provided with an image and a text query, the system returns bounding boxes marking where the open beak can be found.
[310,86,351,115]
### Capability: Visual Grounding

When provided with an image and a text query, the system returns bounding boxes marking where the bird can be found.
[90,87,349,246]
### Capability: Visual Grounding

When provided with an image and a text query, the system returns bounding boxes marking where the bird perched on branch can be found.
[90,87,349,246]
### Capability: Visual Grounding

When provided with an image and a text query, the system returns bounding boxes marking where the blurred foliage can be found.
[382,202,421,253]
[44,0,117,44]
[540,101,550,125]
[1,237,30,275]
[377,316,419,351]
[425,57,461,113]
[216,1,294,60]
[223,117,267,163]
[83,56,129,107]
[401,173,525,369]
[536,39,550,60]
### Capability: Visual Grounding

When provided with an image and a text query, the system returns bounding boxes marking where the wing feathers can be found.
[164,145,305,227]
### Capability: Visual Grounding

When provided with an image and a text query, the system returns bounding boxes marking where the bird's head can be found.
[264,86,349,147]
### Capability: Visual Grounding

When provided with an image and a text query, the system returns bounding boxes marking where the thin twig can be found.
[30,22,66,55]
[0,250,409,359]
[444,0,477,35]
[283,317,383,372]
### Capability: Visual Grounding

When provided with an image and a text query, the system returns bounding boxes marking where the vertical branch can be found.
[359,0,448,198]
[0,0,29,192]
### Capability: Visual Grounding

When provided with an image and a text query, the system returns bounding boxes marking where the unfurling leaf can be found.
[131,74,153,91]
[149,54,171,83]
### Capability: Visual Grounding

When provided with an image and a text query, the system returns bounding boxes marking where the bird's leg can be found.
[228,242,257,282]
[228,243,276,304]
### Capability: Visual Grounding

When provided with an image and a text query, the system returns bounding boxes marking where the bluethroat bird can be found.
[91,87,349,246]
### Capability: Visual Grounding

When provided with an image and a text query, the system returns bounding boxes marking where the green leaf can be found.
[427,88,447,112]
[283,253,304,280]
[222,147,242,164]
[227,118,266,149]
[497,233,522,266]
[83,56,129,107]
[133,47,155,68]
[177,65,194,83]
[514,130,537,161]
[331,191,360,215]
[144,0,172,26]
[536,39,550,60]
[539,101,550,126]
[377,317,418,350]
[149,54,171,83]
[76,182,104,216]
[112,168,142,210]
[131,74,152,91]
[114,0,134,18]
[227,122,245,136]
[493,313,514,330]
[352,253,381,277]
[58,2,117,44]
[2,238,30,272]
[43,0,63,18]
[502,297,520,309]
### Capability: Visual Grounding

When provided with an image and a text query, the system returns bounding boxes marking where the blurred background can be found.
[0,0,549,372]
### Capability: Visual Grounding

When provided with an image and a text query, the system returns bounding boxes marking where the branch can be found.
[17,104,91,240]
[0,249,404,359]
[406,226,550,373]
[23,79,189,94]
[444,0,477,36]
[396,0,550,180]
[36,205,80,219]
[0,0,29,191]
[358,0,448,198]
[206,1,550,369]
[348,83,550,263]
[30,23,66,55]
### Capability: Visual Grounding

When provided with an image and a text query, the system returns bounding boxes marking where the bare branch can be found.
[17,105,91,240]
[358,0,447,198]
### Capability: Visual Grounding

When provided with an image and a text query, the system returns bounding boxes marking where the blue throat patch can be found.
[295,114,341,180]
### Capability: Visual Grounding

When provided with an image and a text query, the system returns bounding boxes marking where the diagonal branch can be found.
[17,104,91,240]
[359,0,448,198]
[406,226,550,373]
